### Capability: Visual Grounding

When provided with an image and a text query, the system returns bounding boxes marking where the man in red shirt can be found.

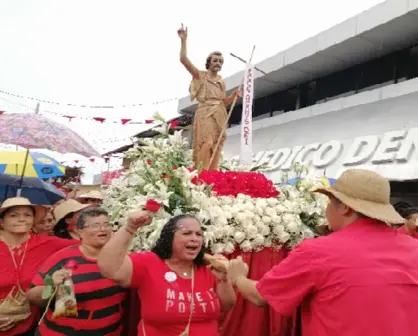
[227,169,418,336]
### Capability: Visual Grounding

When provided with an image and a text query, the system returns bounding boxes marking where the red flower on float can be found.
[169,120,179,128]
[144,199,161,213]
[192,170,279,199]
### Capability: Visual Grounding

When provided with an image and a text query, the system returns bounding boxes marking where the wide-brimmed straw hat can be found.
[0,197,48,224]
[77,190,103,201]
[53,199,89,223]
[315,169,405,225]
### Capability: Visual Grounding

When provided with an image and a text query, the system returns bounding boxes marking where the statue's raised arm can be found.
[178,24,199,78]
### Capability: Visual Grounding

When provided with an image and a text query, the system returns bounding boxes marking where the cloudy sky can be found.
[0,0,385,180]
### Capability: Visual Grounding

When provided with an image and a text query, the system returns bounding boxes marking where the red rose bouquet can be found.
[192,170,279,199]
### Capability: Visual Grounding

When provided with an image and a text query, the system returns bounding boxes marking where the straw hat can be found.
[0,197,48,224]
[77,190,103,201]
[53,199,89,223]
[315,169,405,225]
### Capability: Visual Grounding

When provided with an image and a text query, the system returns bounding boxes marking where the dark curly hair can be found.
[400,207,418,219]
[53,214,73,239]
[152,214,205,266]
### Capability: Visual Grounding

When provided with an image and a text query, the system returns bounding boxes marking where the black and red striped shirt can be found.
[31,246,127,335]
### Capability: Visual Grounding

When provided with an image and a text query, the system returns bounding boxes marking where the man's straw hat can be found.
[315,169,405,225]
[53,199,89,223]
[77,190,103,201]
[0,197,47,224]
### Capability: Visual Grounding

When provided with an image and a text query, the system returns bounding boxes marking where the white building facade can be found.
[178,0,418,204]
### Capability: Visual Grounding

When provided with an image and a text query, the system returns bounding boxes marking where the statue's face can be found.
[209,54,224,72]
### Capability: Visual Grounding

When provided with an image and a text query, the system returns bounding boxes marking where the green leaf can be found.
[250,164,269,172]
[219,165,230,171]
[41,285,54,299]
[136,139,148,146]
[62,284,72,295]
[153,111,166,123]
[44,275,54,287]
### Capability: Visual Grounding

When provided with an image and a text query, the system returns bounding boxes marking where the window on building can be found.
[228,43,418,127]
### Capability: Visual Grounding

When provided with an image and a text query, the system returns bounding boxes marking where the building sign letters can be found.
[228,128,418,172]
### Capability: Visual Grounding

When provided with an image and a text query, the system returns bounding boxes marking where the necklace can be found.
[8,241,28,271]
[165,261,192,278]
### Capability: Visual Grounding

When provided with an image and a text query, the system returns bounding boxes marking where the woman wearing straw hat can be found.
[77,190,103,207]
[0,197,78,335]
[227,169,418,336]
[53,199,90,240]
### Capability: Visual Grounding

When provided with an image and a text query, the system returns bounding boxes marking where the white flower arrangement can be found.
[103,118,329,254]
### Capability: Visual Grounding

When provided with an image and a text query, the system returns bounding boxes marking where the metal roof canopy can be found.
[178,0,418,114]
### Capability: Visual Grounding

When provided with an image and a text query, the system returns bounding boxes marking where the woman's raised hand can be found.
[126,210,152,232]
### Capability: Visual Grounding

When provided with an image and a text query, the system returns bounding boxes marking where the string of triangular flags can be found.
[0,109,157,125]
[62,154,124,167]
[0,88,178,108]
[91,137,133,145]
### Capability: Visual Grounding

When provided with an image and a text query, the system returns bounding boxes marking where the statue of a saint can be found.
[178,24,240,170]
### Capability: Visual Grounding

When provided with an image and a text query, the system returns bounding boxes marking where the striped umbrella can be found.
[0,151,65,179]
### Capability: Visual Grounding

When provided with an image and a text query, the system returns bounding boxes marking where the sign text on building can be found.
[228,128,418,172]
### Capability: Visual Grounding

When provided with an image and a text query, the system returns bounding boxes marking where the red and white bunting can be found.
[0,109,157,125]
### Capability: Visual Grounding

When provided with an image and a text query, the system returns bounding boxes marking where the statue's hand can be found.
[177,23,188,40]
[235,89,242,98]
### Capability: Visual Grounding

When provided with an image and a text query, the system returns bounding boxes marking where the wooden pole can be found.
[207,46,256,170]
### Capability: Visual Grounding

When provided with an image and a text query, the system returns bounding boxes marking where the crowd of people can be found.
[0,168,418,335]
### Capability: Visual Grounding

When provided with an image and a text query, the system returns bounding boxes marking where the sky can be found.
[0,0,385,182]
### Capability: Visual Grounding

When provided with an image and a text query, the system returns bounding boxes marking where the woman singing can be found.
[98,212,236,336]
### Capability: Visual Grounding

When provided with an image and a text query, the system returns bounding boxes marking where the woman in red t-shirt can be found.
[0,197,78,335]
[98,212,236,336]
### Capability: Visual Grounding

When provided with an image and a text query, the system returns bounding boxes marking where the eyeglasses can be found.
[83,223,111,231]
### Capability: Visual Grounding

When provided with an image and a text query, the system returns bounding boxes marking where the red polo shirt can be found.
[257,218,418,336]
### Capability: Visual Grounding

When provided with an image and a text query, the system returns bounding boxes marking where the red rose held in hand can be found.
[64,260,78,270]
[145,199,161,213]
